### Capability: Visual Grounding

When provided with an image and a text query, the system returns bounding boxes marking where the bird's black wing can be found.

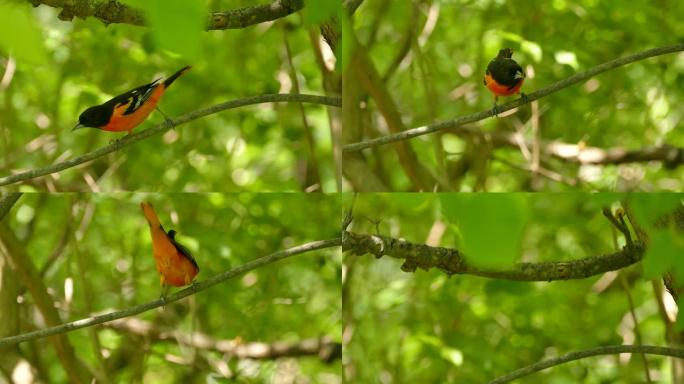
[166,229,199,271]
[104,78,162,116]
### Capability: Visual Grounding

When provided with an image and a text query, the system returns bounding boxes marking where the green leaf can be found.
[643,230,676,278]
[302,0,341,26]
[0,2,48,64]
[440,194,528,268]
[631,194,682,229]
[132,0,205,59]
[554,50,579,70]
[485,279,533,296]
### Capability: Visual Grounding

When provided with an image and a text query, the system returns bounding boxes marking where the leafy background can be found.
[346,1,684,191]
[344,193,684,383]
[0,0,337,192]
[3,193,341,382]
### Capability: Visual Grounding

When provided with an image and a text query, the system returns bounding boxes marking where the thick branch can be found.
[0,193,22,221]
[343,231,644,281]
[0,238,340,347]
[0,94,340,187]
[106,318,340,362]
[488,345,684,384]
[30,0,305,30]
[343,43,684,152]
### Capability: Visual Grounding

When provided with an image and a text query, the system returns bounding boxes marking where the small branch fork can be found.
[343,205,645,281]
[343,231,644,281]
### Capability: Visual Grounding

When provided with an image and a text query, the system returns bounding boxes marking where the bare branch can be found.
[488,345,684,384]
[343,231,644,281]
[0,238,340,348]
[0,94,341,187]
[30,0,305,30]
[343,43,684,152]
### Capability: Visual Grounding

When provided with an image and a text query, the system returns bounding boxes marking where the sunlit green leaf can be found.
[440,194,528,268]
[0,2,47,64]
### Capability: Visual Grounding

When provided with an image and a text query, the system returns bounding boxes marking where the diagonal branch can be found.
[0,237,340,348]
[343,231,644,281]
[0,94,341,187]
[30,0,305,30]
[488,345,684,384]
[343,43,684,152]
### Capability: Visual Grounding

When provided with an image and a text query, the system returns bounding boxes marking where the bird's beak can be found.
[72,122,86,131]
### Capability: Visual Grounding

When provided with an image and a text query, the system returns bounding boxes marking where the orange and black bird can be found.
[73,66,191,134]
[483,48,526,115]
[140,202,199,300]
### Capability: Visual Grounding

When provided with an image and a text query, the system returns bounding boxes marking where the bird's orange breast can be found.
[153,243,199,287]
[484,73,523,96]
[103,85,166,133]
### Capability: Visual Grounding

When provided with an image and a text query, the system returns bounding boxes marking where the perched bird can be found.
[483,48,526,115]
[140,202,199,301]
[73,66,191,134]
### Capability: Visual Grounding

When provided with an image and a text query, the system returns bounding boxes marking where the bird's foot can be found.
[520,92,529,104]
[160,294,167,309]
[491,103,501,117]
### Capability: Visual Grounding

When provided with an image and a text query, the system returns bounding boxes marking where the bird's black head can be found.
[72,105,111,131]
[497,48,514,59]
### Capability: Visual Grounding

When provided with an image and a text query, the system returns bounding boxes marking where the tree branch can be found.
[30,0,305,30]
[0,94,341,187]
[105,317,340,362]
[469,129,684,168]
[488,345,684,384]
[0,193,22,221]
[343,43,684,152]
[343,231,644,281]
[0,238,340,347]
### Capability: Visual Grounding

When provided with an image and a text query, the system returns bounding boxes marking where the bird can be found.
[483,48,526,115]
[140,202,199,302]
[73,65,191,134]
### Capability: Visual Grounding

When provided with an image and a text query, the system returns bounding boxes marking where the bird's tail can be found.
[140,202,161,227]
[163,65,192,88]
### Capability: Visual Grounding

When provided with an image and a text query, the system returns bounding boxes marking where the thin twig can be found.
[0,238,340,347]
[487,345,684,384]
[619,274,652,383]
[343,43,684,152]
[0,94,340,187]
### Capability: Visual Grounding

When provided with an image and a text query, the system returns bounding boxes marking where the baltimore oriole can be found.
[73,66,191,134]
[140,202,199,294]
[484,48,526,115]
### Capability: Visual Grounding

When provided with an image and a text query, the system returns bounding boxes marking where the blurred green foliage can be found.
[345,193,683,383]
[0,1,336,192]
[6,193,341,382]
[349,0,684,191]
